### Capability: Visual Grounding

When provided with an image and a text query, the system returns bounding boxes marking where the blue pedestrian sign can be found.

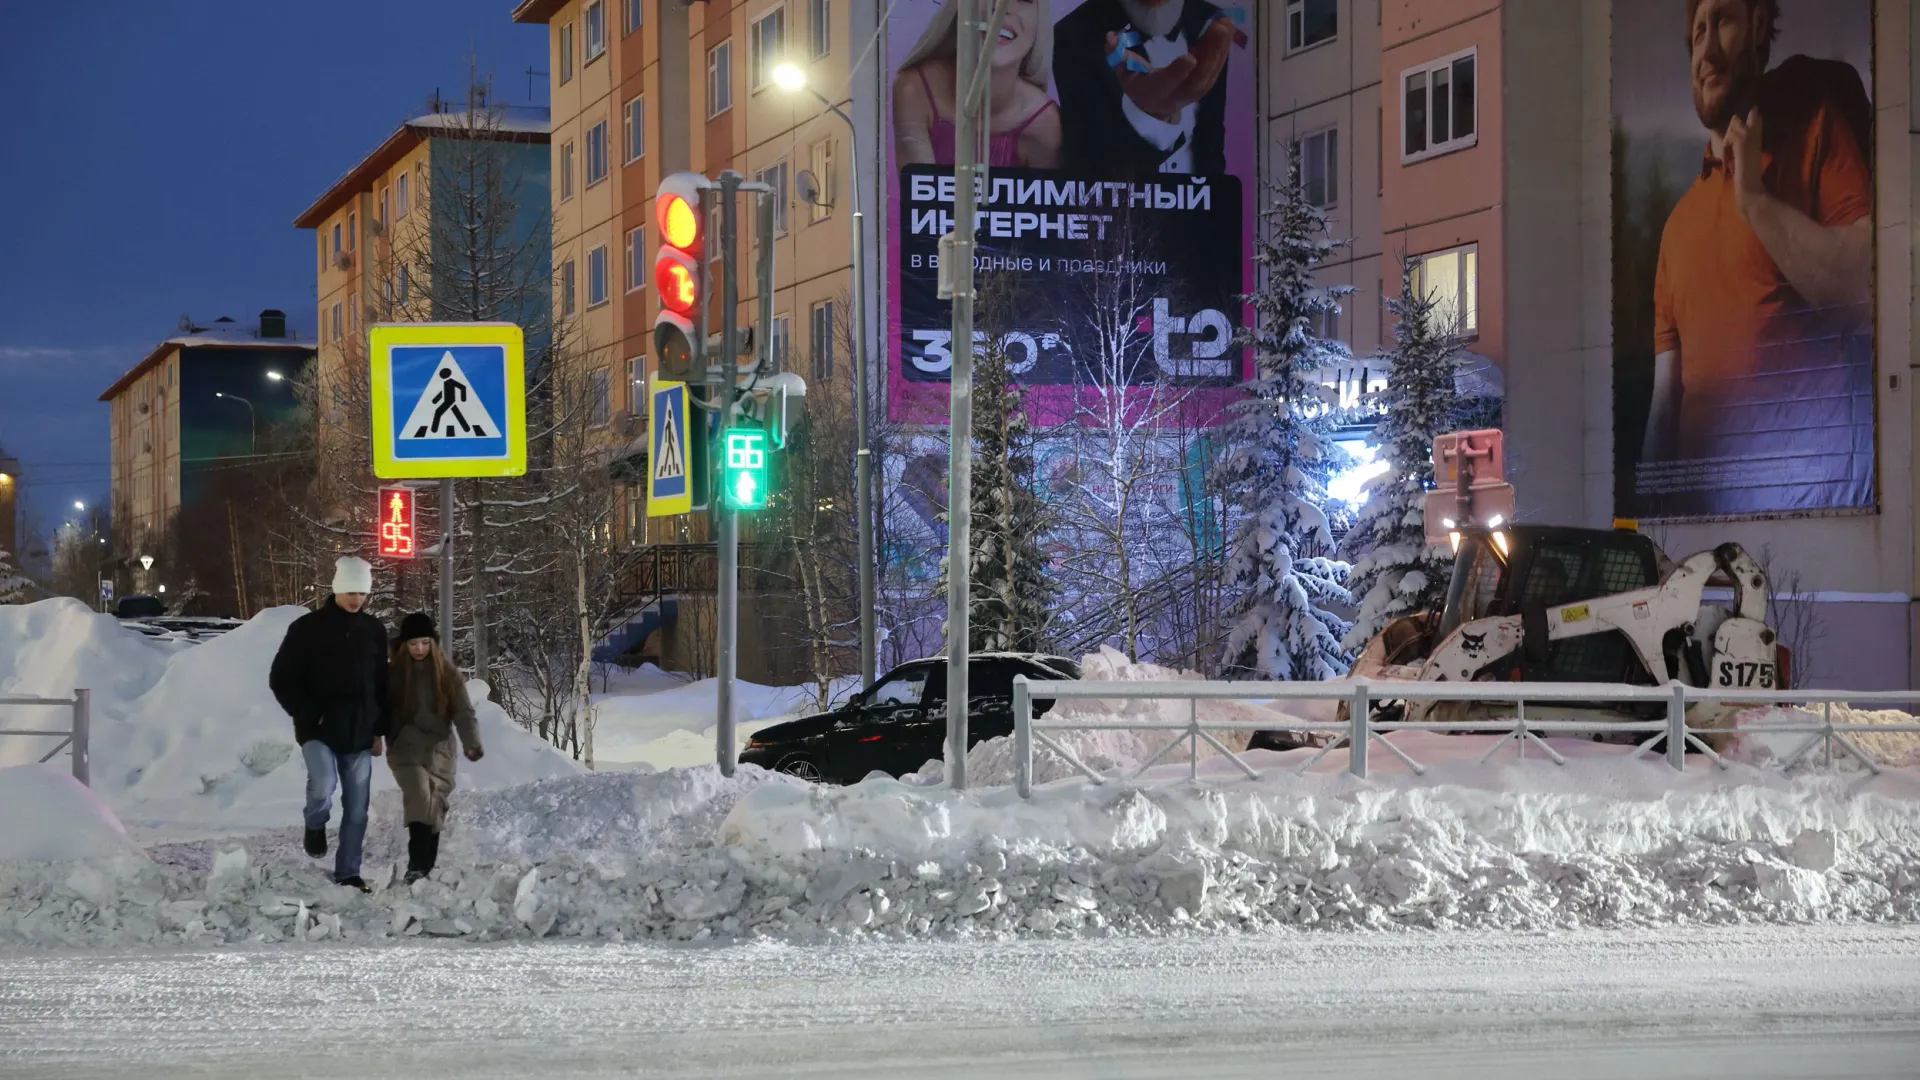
[370,323,526,479]
[647,378,693,516]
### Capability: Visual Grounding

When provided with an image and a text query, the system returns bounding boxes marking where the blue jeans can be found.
[302,741,372,881]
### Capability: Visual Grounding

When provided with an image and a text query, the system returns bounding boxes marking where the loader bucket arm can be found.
[1713,543,1769,622]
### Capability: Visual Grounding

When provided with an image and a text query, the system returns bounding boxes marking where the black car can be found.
[739,653,1081,783]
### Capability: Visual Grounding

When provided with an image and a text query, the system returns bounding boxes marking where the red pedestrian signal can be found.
[378,486,416,558]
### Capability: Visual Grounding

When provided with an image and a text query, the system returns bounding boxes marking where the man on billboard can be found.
[1641,0,1871,470]
[1052,0,1246,176]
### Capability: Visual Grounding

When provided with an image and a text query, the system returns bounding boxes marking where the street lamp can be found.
[214,392,258,454]
[772,61,878,689]
[265,370,285,383]
[73,500,84,512]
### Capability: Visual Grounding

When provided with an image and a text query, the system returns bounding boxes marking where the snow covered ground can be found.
[5,927,1918,1078]
[589,665,858,770]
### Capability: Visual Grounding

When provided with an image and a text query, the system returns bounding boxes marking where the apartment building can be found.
[513,0,871,544]
[1266,0,1920,688]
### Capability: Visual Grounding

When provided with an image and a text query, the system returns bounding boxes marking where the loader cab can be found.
[1440,525,1663,682]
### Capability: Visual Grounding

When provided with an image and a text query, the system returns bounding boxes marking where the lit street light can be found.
[265,370,285,382]
[73,500,84,512]
[772,61,878,689]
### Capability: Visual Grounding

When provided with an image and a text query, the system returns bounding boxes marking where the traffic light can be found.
[652,171,710,379]
[378,485,416,558]
[721,426,771,510]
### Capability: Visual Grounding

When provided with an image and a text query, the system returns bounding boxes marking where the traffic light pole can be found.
[713,171,742,777]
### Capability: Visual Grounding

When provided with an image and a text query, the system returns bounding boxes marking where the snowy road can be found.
[5,927,1920,1079]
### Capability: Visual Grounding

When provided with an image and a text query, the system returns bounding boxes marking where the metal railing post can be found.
[1666,682,1686,772]
[1013,676,1032,799]
[71,688,91,787]
[1349,680,1369,778]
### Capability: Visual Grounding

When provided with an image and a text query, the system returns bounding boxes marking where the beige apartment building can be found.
[513,0,873,543]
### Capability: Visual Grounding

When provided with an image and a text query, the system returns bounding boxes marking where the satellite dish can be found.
[795,169,827,207]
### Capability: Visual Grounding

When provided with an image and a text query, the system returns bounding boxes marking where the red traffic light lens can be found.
[659,195,699,250]
[657,259,698,316]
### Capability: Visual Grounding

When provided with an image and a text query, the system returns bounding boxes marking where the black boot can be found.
[405,823,432,884]
[422,828,441,877]
[304,827,327,858]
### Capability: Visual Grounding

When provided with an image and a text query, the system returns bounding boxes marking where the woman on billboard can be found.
[892,0,1063,168]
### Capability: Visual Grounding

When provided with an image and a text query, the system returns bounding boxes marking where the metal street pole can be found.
[714,171,743,777]
[438,478,454,656]
[216,393,258,454]
[808,90,878,691]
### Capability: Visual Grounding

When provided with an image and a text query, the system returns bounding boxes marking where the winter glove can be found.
[465,745,485,762]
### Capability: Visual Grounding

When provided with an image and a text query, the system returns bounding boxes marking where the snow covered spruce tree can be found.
[938,308,1059,653]
[0,547,30,604]
[1212,148,1354,680]
[1339,261,1467,652]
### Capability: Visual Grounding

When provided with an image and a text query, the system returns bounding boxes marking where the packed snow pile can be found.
[1731,704,1920,769]
[0,599,581,834]
[8,744,1920,949]
[0,765,140,862]
[591,667,858,769]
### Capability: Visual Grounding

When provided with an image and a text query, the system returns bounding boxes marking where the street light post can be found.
[773,63,878,689]
[214,392,258,454]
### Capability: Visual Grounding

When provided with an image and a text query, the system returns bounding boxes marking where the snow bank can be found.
[0,765,139,862]
[8,746,1920,949]
[591,671,858,768]
[0,600,581,836]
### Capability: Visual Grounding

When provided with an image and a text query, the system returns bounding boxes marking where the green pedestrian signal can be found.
[722,426,770,510]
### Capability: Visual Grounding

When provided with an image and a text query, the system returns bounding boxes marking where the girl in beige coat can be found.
[388,612,482,884]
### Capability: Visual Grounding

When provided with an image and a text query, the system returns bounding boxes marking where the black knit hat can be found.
[398,612,437,643]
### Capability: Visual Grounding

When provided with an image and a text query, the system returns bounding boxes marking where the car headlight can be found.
[745,736,769,749]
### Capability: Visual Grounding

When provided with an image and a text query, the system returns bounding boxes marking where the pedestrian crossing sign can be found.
[647,378,693,516]
[370,322,526,479]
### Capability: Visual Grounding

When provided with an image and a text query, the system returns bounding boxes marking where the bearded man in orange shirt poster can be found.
[1638,0,1873,515]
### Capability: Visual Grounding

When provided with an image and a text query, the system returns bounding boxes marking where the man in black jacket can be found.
[1053,0,1244,177]
[269,556,390,891]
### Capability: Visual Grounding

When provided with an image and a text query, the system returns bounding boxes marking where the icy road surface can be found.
[6,927,1920,1079]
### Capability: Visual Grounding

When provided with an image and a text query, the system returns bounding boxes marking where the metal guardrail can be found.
[0,689,92,786]
[1008,677,1920,798]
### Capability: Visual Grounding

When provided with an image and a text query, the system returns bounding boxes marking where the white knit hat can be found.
[331,556,374,595]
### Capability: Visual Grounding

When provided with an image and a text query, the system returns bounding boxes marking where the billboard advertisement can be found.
[1613,0,1875,519]
[885,0,1256,426]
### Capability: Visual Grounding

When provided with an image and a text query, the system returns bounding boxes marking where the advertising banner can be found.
[1612,0,1875,519]
[885,0,1256,426]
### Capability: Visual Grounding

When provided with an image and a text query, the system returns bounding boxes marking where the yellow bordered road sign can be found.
[648,378,693,516]
[370,322,526,479]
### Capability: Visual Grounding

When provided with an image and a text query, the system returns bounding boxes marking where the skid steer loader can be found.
[1252,430,1785,749]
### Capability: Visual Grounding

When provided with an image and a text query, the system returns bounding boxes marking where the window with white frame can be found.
[708,41,733,116]
[560,140,575,199]
[1410,244,1478,337]
[770,313,792,371]
[807,138,834,223]
[627,355,644,397]
[809,0,830,58]
[749,8,785,91]
[559,22,575,83]
[347,211,356,251]
[398,265,410,304]
[588,244,610,307]
[623,94,644,162]
[586,120,609,186]
[624,0,642,36]
[331,223,342,257]
[588,367,611,426]
[1402,49,1476,161]
[562,258,577,316]
[1296,127,1337,208]
[1286,0,1337,53]
[625,225,646,293]
[396,171,410,217]
[584,1,606,60]
[331,303,342,341]
[757,160,789,235]
[379,186,389,228]
[809,300,835,380]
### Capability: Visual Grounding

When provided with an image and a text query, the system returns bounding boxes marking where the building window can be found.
[588,244,610,307]
[397,265,410,304]
[1286,0,1337,53]
[331,223,342,257]
[749,8,785,91]
[559,22,575,83]
[562,259,577,316]
[770,313,792,371]
[809,300,835,380]
[809,0,830,58]
[623,95,645,163]
[588,368,611,427]
[1410,244,1478,337]
[379,186,390,228]
[807,138,834,223]
[624,0,642,36]
[330,303,342,341]
[584,1,606,61]
[1403,49,1477,162]
[626,483,643,541]
[626,225,646,293]
[560,140,575,199]
[1296,127,1337,208]
[708,40,733,116]
[396,171,410,217]
[347,211,356,251]
[757,160,789,235]
[348,291,359,332]
[586,121,609,186]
